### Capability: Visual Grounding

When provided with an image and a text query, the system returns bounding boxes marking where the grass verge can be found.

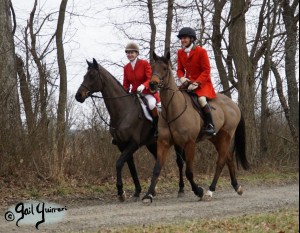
[99,208,299,233]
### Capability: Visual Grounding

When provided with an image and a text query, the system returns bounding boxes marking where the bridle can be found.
[150,61,170,90]
[150,61,188,124]
[78,69,137,130]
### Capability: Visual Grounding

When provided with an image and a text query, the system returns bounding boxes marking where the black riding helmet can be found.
[177,27,197,40]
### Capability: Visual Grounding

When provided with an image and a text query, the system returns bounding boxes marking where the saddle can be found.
[187,92,205,119]
[182,91,216,118]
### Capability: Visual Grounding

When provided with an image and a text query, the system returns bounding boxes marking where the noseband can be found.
[151,61,170,89]
[80,83,92,97]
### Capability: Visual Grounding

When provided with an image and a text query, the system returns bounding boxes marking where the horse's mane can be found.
[97,63,127,94]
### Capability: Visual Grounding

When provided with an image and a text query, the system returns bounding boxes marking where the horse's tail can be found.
[234,113,250,170]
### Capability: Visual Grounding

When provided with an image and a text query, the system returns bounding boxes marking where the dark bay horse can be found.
[142,52,249,203]
[75,58,185,201]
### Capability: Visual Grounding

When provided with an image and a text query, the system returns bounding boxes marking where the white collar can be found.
[184,43,194,54]
[130,57,138,69]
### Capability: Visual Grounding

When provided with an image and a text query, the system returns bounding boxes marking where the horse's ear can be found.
[93,58,99,70]
[153,51,157,61]
[86,59,92,68]
[166,51,170,61]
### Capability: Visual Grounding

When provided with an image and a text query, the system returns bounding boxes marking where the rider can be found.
[176,27,217,136]
[123,42,160,135]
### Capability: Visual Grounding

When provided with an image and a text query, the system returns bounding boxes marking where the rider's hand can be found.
[137,84,145,93]
[187,82,199,91]
[179,77,189,84]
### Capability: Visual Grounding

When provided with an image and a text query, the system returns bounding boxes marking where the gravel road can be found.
[1,183,298,233]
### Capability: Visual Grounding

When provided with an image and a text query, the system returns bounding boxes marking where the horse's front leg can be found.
[185,140,204,200]
[174,144,185,197]
[116,142,139,202]
[142,139,171,203]
[126,155,142,201]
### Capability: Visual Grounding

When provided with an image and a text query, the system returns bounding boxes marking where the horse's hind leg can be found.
[205,132,230,201]
[146,143,158,196]
[126,156,142,201]
[116,142,139,201]
[226,154,243,195]
[174,144,185,197]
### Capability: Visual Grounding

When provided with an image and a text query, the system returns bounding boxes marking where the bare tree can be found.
[55,0,69,180]
[0,0,22,170]
[259,0,276,155]
[280,0,299,142]
[228,0,257,161]
[211,0,232,97]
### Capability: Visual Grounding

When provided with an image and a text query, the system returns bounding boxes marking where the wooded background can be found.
[0,0,298,184]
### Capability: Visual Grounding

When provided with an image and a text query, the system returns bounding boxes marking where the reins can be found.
[80,83,136,130]
[90,96,116,129]
[160,89,188,124]
[81,84,143,130]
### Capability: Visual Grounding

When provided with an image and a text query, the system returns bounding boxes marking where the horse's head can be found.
[75,58,103,103]
[149,51,171,93]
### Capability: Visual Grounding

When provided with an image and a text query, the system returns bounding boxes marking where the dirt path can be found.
[1,183,298,232]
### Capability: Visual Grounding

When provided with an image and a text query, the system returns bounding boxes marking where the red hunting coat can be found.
[177,45,216,99]
[123,59,160,102]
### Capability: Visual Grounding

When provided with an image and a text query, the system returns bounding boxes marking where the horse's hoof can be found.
[203,190,213,201]
[118,191,126,202]
[142,194,153,204]
[236,186,243,195]
[177,191,185,198]
[197,187,204,199]
[131,194,140,202]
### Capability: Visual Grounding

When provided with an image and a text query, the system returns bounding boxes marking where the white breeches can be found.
[198,96,208,108]
[144,94,157,110]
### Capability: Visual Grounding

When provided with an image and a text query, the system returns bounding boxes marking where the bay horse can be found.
[142,52,249,203]
[75,58,185,201]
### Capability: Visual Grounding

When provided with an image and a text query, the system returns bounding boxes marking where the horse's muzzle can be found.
[75,92,86,103]
[149,81,158,93]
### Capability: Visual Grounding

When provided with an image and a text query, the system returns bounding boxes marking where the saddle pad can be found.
[138,97,153,122]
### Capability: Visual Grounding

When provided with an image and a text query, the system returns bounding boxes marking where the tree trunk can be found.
[55,0,68,181]
[271,61,298,144]
[260,0,278,156]
[164,0,173,57]
[229,0,257,163]
[147,0,156,64]
[280,0,299,143]
[212,0,231,97]
[15,55,35,133]
[0,0,22,171]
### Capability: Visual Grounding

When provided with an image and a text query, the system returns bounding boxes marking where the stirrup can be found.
[202,124,216,136]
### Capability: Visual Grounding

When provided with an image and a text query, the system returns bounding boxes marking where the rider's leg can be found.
[198,96,216,136]
[145,95,159,136]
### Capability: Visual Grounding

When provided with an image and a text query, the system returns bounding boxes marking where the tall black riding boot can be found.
[201,104,216,136]
[151,108,159,138]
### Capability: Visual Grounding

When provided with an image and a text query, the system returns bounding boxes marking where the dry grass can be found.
[98,208,299,233]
